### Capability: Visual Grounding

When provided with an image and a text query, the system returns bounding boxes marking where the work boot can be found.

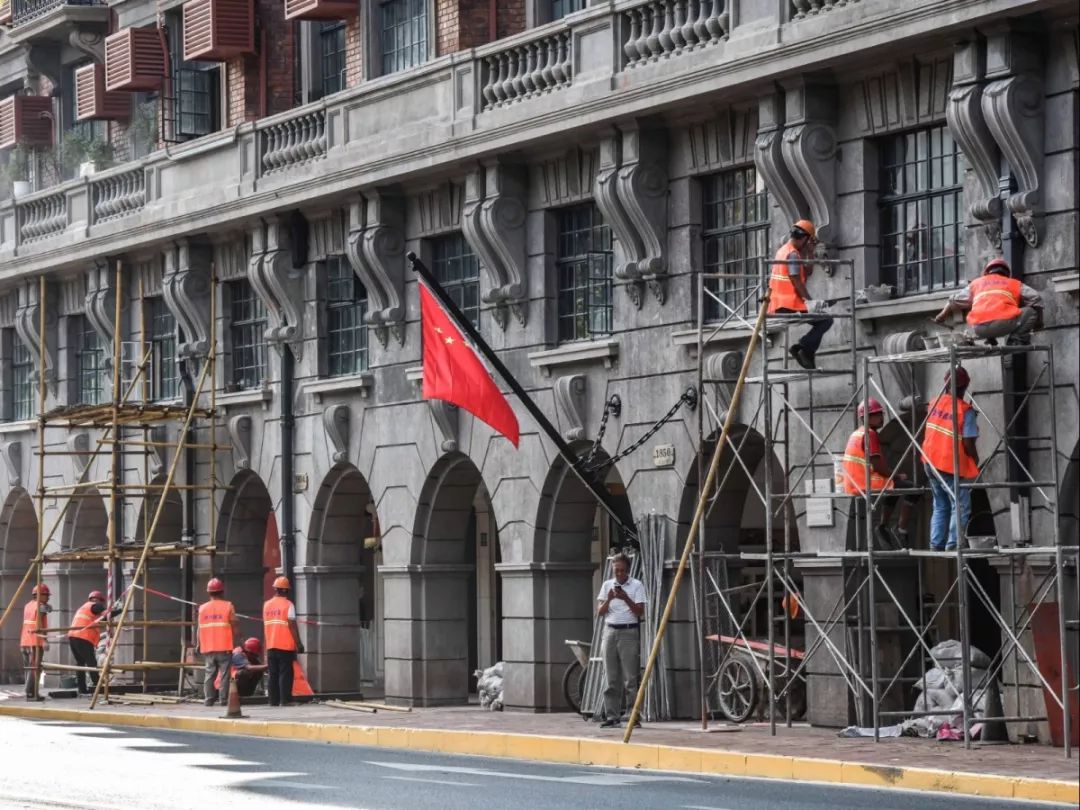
[789,345,814,370]
[600,718,619,728]
[204,699,216,707]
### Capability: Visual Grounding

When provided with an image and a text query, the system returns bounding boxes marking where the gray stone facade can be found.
[1,0,1077,733]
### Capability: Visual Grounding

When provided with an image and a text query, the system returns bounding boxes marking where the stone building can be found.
[0,0,1076,731]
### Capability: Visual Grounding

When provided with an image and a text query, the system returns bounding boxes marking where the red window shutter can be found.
[105,28,167,92]
[284,0,356,22]
[0,95,54,150]
[0,0,12,25]
[76,64,131,121]
[183,0,254,62]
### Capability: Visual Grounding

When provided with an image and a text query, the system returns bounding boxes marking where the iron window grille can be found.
[148,297,179,402]
[380,0,427,76]
[320,21,348,97]
[556,203,613,343]
[75,315,105,405]
[431,232,481,330]
[228,280,268,390]
[12,337,35,421]
[325,255,369,377]
[702,167,770,323]
[879,124,967,296]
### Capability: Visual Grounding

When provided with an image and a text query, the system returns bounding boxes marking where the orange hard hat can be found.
[88,590,106,602]
[792,219,816,239]
[242,637,262,656]
[206,577,225,594]
[983,258,1011,277]
[32,583,50,598]
[857,397,885,419]
[273,576,291,591]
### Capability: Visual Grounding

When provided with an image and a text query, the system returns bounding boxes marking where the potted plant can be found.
[1,143,33,198]
[83,137,114,176]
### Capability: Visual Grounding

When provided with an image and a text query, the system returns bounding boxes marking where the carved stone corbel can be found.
[754,92,807,230]
[982,30,1044,248]
[881,332,925,404]
[147,426,167,477]
[26,43,62,89]
[461,159,529,329]
[228,415,253,471]
[84,260,115,373]
[781,81,837,250]
[68,31,106,64]
[615,122,668,304]
[594,131,644,309]
[323,404,350,464]
[14,280,56,389]
[347,191,406,347]
[946,41,1003,249]
[249,219,304,356]
[163,240,212,359]
[0,441,22,489]
[68,432,90,477]
[429,401,459,452]
[705,351,742,422]
[553,374,587,441]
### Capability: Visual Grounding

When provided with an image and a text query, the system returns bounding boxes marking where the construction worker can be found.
[229,638,269,698]
[840,397,915,549]
[68,590,120,695]
[20,584,51,700]
[263,576,304,706]
[768,219,833,369]
[921,367,980,551]
[934,258,1044,345]
[197,577,238,707]
[596,554,646,728]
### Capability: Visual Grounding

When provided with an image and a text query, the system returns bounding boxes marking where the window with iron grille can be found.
[148,297,179,402]
[556,204,613,343]
[63,62,109,149]
[431,232,481,330]
[325,255,369,377]
[228,280,267,390]
[320,21,348,97]
[380,0,427,76]
[550,0,585,20]
[7,333,35,421]
[74,315,105,405]
[879,125,966,296]
[166,12,221,141]
[702,167,770,323]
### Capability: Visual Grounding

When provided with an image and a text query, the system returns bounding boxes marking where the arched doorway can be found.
[132,482,184,683]
[0,489,37,681]
[215,471,273,638]
[305,464,379,694]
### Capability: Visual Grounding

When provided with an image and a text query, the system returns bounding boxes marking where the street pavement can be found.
[0,716,1070,809]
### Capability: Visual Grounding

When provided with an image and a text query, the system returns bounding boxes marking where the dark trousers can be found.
[777,308,834,354]
[267,650,296,705]
[234,668,264,698]
[21,647,42,698]
[68,638,99,694]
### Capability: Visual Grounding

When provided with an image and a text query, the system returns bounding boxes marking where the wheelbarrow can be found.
[706,634,807,723]
[562,639,599,715]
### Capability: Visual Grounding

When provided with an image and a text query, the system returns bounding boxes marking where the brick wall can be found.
[436,0,527,56]
[346,16,363,86]
[227,0,297,126]
[496,0,525,40]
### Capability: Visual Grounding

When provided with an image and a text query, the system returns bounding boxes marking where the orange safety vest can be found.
[263,596,297,652]
[841,427,894,495]
[967,275,1022,325]
[197,599,235,654]
[69,601,102,646]
[921,394,979,478]
[767,240,807,314]
[20,600,46,648]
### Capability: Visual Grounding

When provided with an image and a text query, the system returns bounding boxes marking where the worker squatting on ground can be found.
[934,258,1044,345]
[767,219,833,370]
[197,578,239,707]
[840,398,917,550]
[264,577,304,707]
[20,584,51,700]
[213,638,268,698]
[921,367,981,551]
[67,590,121,695]
[596,554,646,728]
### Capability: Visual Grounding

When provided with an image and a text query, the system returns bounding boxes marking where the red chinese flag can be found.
[420,285,520,448]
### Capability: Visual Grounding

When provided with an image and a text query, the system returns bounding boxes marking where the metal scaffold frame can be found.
[688,257,1078,759]
[0,262,225,707]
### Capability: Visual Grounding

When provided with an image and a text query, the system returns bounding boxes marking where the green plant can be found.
[85,137,114,169]
[130,100,159,157]
[1,142,33,183]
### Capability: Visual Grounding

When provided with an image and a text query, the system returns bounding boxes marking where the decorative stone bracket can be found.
[84,260,115,373]
[228,414,253,471]
[881,331,925,404]
[250,219,305,358]
[347,191,406,348]
[323,403,350,464]
[594,123,668,308]
[429,400,459,453]
[781,81,838,252]
[163,240,212,360]
[68,432,90,477]
[147,425,167,477]
[14,280,56,389]
[461,159,528,330]
[705,351,742,422]
[553,374,587,441]
[0,440,22,489]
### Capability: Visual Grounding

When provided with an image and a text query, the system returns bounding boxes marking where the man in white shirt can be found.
[596,553,646,727]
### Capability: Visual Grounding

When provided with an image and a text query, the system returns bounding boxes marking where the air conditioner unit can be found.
[183,0,255,61]
[105,27,167,93]
[76,64,132,122]
[0,95,53,150]
[284,0,356,22]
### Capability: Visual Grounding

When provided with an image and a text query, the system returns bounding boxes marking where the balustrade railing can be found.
[791,0,858,19]
[18,191,66,242]
[91,168,146,223]
[11,0,102,25]
[622,0,729,68]
[479,29,573,111]
[260,110,327,175]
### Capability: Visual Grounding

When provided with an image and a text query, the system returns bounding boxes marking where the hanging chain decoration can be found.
[581,394,622,471]
[580,386,698,476]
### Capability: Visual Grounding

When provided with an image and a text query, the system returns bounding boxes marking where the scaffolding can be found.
[0,263,224,706]
[690,257,1078,758]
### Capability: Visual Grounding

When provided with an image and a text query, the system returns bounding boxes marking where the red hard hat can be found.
[945,366,971,389]
[857,397,885,419]
[88,590,106,601]
[32,584,50,598]
[272,576,291,591]
[242,637,262,656]
[206,577,225,594]
[983,258,1011,277]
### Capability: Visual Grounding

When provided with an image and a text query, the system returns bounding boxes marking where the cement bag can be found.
[930,639,990,670]
[913,667,947,692]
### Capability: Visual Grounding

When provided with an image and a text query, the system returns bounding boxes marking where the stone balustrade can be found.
[18,191,66,243]
[480,28,573,111]
[791,0,858,20]
[91,168,147,223]
[623,0,729,68]
[260,110,328,174]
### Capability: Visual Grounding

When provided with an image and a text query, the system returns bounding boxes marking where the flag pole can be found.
[407,252,638,547]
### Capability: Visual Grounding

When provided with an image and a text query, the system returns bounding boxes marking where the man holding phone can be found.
[596,553,647,728]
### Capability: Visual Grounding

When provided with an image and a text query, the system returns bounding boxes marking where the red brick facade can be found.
[436,0,525,56]
[227,0,297,126]
[345,16,363,87]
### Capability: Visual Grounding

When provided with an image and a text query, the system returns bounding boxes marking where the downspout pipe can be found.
[280,344,296,581]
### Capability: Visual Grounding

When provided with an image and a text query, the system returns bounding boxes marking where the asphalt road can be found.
[0,716,1068,810]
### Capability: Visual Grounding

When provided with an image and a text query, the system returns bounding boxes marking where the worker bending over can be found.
[197,578,238,707]
[841,398,915,549]
[921,367,980,551]
[264,577,304,706]
[20,584,51,700]
[214,638,268,699]
[934,258,1043,345]
[768,219,833,370]
[68,590,120,695]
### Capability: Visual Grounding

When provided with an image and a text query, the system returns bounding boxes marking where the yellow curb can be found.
[1,704,1075,803]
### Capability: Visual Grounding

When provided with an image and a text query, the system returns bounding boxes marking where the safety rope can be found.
[581,386,698,475]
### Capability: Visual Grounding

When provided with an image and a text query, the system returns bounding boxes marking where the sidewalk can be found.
[0,692,1075,804]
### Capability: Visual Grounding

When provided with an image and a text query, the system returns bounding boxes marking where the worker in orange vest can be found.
[197,577,238,707]
[921,367,980,551]
[934,258,1043,345]
[263,576,304,706]
[68,589,119,695]
[20,583,51,700]
[215,637,269,699]
[840,397,915,549]
[768,219,833,370]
